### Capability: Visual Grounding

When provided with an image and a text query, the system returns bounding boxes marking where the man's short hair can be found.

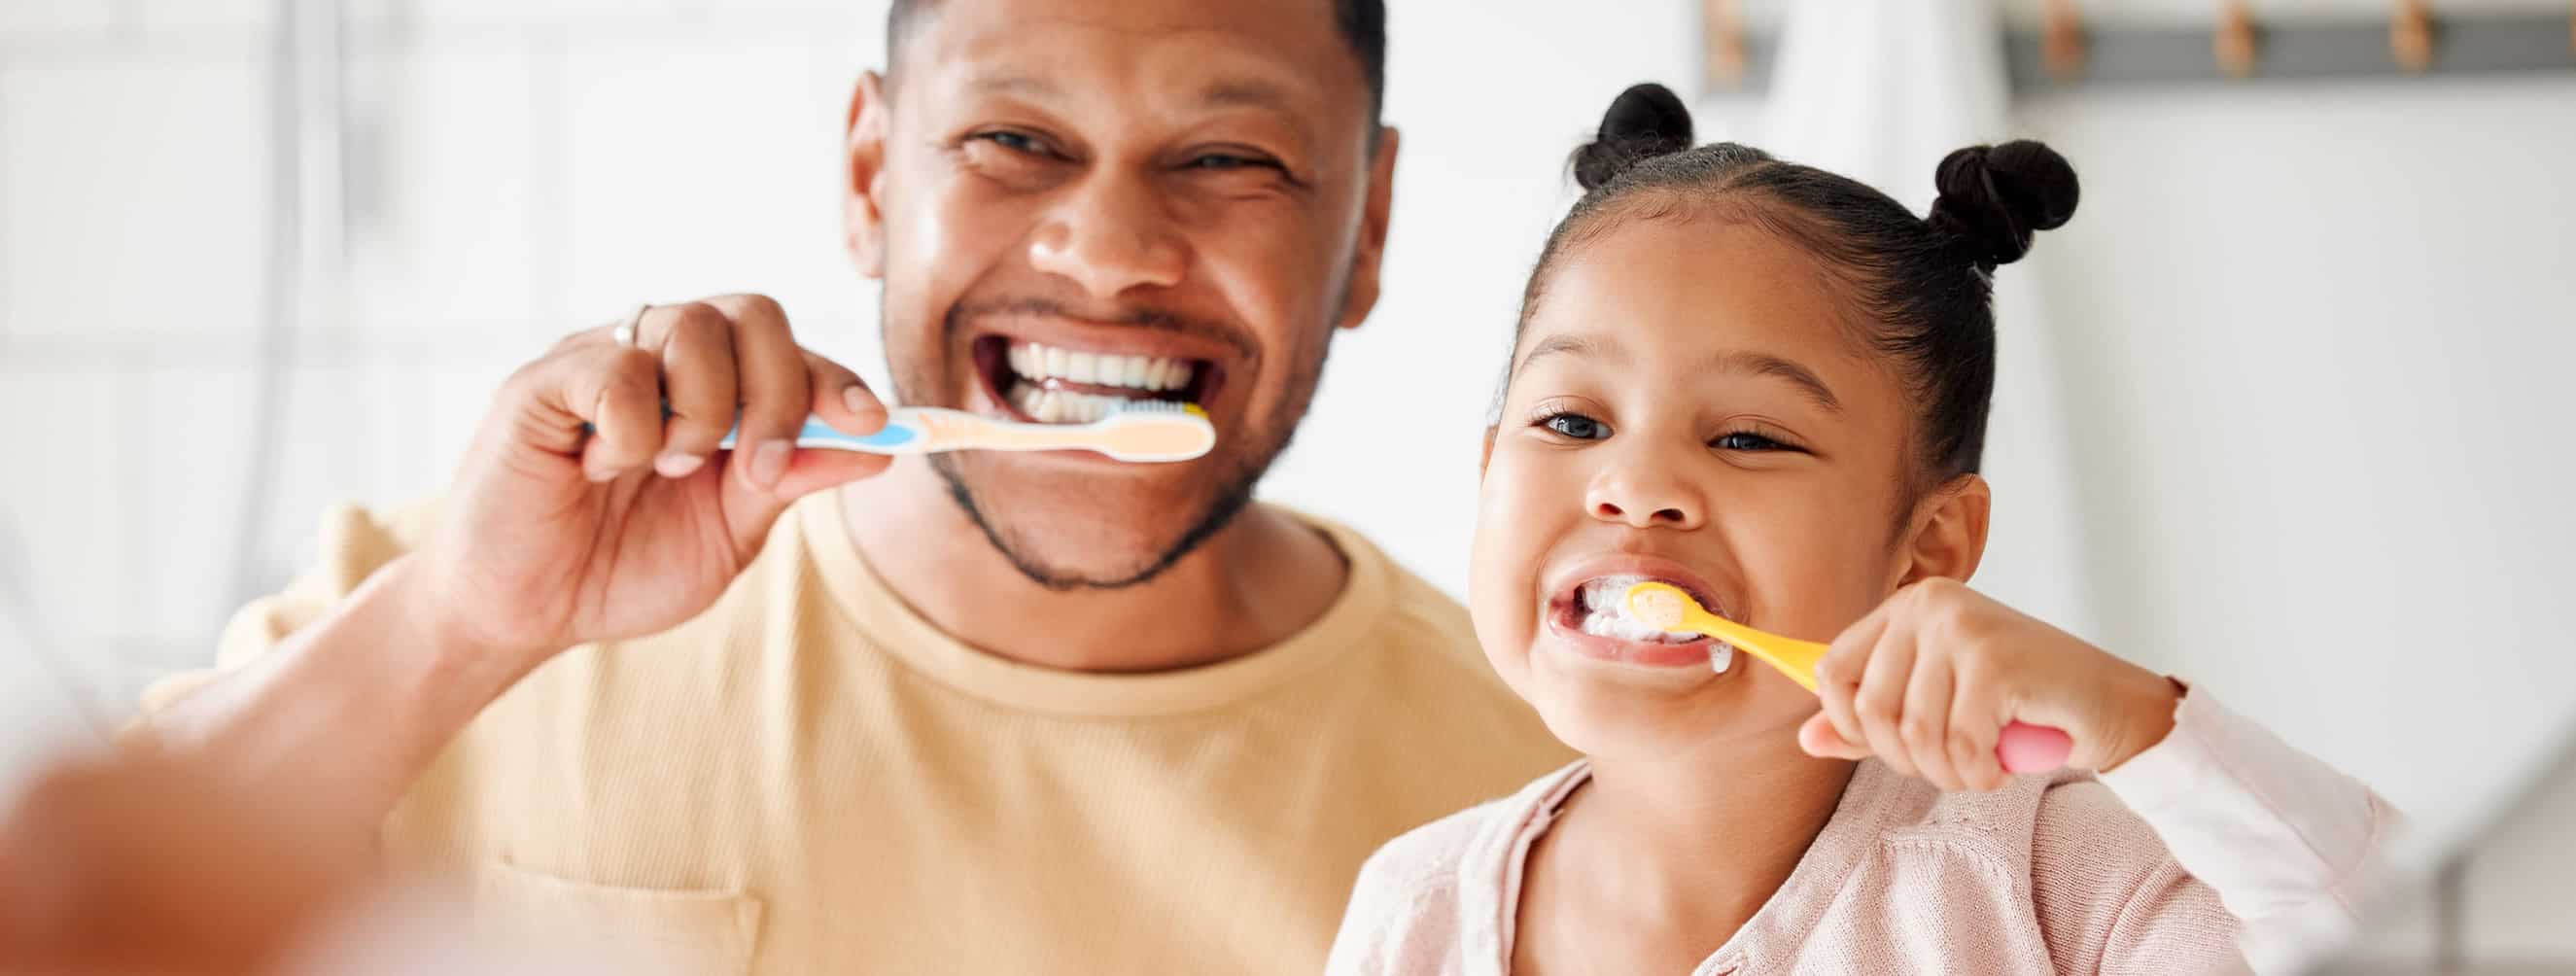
[885,0,1387,124]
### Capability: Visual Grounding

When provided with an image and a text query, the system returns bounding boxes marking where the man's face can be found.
[846,0,1394,589]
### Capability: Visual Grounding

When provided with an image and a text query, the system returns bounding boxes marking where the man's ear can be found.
[843,71,892,279]
[1335,126,1400,331]
[1479,425,1497,480]
[1897,474,1992,587]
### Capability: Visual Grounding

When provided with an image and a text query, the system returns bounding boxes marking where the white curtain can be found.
[1756,0,2096,636]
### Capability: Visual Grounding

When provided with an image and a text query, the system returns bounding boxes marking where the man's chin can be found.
[930,456,1255,591]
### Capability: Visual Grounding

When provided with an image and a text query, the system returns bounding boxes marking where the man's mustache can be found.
[947,296,1259,363]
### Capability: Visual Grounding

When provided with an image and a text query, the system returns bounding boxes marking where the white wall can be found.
[2019,77,2576,851]
[2017,78,2576,969]
[0,0,888,691]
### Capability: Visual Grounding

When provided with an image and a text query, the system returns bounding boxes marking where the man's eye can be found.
[1543,414,1610,440]
[975,131,1051,157]
[1713,432,1784,452]
[1185,153,1277,171]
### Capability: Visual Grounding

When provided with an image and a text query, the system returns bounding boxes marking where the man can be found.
[128,0,1569,972]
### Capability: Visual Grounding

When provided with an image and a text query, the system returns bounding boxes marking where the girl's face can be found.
[1471,212,1980,760]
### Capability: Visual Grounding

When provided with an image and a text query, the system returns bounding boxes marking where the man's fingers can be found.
[723,359,895,549]
[806,351,888,436]
[770,450,893,501]
[657,310,741,478]
[706,296,808,494]
[565,345,665,482]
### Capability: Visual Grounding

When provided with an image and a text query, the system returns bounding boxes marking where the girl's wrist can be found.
[2094,667,2184,773]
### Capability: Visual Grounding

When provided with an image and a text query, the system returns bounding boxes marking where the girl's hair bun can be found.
[1926,140,2080,269]
[1572,83,1695,191]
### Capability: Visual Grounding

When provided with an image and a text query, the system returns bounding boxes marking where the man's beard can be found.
[890,294,1337,591]
[928,444,1266,591]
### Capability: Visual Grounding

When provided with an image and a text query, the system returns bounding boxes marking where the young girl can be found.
[1327,84,2395,975]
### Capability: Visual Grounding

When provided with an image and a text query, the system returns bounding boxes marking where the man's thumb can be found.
[723,449,891,551]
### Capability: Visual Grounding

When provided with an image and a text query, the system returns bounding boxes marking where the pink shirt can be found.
[1325,689,2397,975]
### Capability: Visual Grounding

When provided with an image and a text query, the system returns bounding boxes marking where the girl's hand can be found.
[1797,577,2182,791]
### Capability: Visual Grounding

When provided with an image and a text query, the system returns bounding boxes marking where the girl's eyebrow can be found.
[1703,350,1844,414]
[1516,332,1620,372]
[1522,332,1841,414]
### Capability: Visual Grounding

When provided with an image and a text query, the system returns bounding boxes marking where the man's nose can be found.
[1027,172,1189,298]
[1584,453,1707,530]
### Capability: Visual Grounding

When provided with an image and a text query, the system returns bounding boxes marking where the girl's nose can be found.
[1585,461,1706,530]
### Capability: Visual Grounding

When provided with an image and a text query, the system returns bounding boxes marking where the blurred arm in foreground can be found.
[0,747,643,976]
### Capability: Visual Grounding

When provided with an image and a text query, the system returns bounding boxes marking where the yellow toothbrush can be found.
[1623,581,2074,773]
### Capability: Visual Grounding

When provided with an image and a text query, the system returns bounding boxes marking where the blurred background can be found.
[0,0,2569,970]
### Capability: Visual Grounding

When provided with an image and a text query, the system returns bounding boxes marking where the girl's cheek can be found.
[1469,446,1555,673]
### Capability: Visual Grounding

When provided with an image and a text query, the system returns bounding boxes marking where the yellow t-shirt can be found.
[169,491,1572,974]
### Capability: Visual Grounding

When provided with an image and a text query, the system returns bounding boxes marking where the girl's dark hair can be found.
[1522,82,2079,488]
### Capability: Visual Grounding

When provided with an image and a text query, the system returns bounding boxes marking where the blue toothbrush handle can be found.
[717,415,920,452]
[588,409,922,453]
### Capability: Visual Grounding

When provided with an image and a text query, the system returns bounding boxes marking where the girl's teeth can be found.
[1574,574,1721,646]
[1579,609,1694,644]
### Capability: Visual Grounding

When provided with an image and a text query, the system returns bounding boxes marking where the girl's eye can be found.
[1543,413,1610,441]
[1713,431,1785,452]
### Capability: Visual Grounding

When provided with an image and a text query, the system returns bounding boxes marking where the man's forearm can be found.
[139,555,534,840]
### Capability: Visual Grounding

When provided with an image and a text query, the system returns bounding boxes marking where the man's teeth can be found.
[1009,384,1128,425]
[1006,341,1196,393]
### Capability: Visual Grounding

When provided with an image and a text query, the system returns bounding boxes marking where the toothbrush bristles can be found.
[1627,586,1688,630]
[1105,400,1204,417]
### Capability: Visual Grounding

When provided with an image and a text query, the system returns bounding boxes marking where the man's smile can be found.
[964,316,1237,427]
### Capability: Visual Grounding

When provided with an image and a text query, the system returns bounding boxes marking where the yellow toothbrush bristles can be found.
[1627,586,1691,631]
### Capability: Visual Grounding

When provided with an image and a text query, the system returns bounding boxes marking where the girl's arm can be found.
[1796,578,2405,970]
[2096,686,2403,972]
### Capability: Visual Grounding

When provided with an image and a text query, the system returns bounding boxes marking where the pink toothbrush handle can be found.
[1997,720,2073,774]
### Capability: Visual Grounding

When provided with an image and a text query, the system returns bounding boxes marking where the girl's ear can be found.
[1479,426,1500,480]
[1896,474,1991,587]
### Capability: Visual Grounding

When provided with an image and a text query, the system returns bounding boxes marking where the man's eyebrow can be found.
[1201,79,1298,113]
[1707,350,1843,413]
[965,71,1062,99]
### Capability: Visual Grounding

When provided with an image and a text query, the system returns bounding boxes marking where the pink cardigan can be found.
[1325,689,2396,975]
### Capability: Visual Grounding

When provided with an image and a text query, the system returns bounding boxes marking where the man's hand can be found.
[416,294,890,670]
